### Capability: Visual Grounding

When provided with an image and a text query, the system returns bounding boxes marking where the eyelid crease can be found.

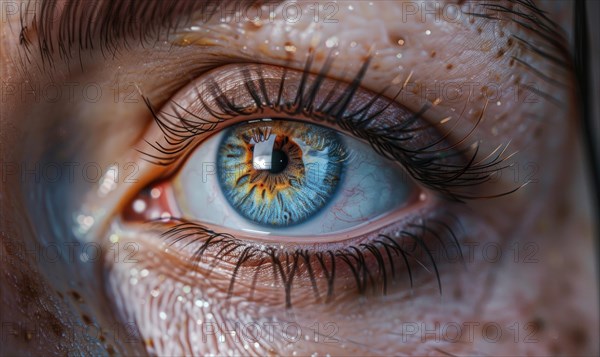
[139,50,518,201]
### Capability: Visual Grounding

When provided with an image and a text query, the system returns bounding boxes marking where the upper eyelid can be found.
[140,62,517,201]
[17,0,571,69]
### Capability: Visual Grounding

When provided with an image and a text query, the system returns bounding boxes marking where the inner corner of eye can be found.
[121,180,179,223]
[123,118,422,239]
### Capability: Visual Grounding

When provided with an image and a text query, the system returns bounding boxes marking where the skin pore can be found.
[0,0,598,356]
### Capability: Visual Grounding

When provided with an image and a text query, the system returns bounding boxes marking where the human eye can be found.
[1,1,598,356]
[121,58,490,307]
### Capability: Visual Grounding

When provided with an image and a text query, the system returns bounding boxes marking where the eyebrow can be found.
[19,0,570,74]
[18,0,275,66]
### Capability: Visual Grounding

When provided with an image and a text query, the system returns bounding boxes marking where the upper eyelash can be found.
[158,212,465,308]
[139,49,517,201]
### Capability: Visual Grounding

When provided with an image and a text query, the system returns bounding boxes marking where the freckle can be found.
[549,342,561,354]
[499,31,505,37]
[530,317,545,332]
[69,290,84,303]
[146,338,155,349]
[39,310,64,336]
[497,49,505,58]
[430,51,436,58]
[469,17,475,24]
[315,52,325,61]
[446,63,454,70]
[373,64,381,70]
[507,38,514,46]
[568,327,588,347]
[477,27,483,34]
[82,314,92,325]
[509,58,515,66]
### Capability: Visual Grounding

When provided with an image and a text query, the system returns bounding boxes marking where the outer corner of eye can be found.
[122,118,429,244]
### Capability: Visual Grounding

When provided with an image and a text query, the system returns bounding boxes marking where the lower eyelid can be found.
[115,193,463,308]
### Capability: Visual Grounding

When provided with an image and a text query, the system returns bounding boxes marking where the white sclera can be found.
[172,127,413,236]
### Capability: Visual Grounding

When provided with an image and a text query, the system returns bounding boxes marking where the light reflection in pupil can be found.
[217,120,346,227]
[251,133,290,174]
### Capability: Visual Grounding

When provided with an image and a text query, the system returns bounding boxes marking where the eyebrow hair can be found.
[18,0,273,67]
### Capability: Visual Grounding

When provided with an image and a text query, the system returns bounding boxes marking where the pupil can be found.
[269,149,288,174]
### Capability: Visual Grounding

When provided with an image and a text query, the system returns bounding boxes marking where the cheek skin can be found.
[106,208,553,356]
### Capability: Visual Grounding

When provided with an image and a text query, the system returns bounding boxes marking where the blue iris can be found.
[217,120,346,227]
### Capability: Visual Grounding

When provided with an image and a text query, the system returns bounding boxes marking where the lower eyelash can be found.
[156,213,465,309]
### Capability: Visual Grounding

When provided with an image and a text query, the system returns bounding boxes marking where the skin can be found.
[0,0,598,356]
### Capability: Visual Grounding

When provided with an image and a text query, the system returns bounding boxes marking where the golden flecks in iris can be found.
[235,123,307,201]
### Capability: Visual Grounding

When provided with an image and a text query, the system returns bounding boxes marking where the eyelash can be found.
[158,212,465,309]
[140,50,515,201]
